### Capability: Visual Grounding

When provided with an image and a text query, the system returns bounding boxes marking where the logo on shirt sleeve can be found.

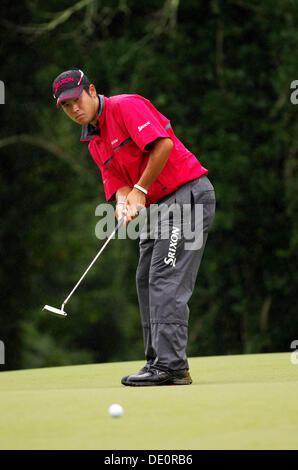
[138,122,150,132]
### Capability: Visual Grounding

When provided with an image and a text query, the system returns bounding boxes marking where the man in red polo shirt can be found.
[52,68,216,386]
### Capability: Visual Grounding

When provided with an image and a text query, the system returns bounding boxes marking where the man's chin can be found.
[75,116,89,125]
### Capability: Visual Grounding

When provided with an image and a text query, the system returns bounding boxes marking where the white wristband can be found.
[134,184,148,195]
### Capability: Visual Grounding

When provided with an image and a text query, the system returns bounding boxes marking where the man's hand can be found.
[125,188,146,224]
[115,186,131,222]
[115,200,128,222]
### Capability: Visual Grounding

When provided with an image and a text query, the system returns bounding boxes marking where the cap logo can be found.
[54,77,74,96]
[77,70,84,86]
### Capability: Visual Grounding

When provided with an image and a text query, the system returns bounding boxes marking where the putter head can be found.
[43,305,67,318]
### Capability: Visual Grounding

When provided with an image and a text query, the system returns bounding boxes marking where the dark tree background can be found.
[0,0,297,370]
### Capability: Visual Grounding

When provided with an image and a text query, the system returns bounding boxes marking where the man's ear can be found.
[89,84,97,97]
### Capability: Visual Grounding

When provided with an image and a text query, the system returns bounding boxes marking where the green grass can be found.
[0,352,297,450]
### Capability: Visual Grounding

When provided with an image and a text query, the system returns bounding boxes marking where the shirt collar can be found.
[80,94,105,141]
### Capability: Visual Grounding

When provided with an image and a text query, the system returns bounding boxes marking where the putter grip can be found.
[116,215,125,231]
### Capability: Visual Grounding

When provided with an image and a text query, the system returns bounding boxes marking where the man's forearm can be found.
[115,137,173,214]
[137,137,173,191]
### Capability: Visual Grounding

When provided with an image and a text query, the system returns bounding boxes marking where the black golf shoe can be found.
[121,363,152,386]
[121,368,192,386]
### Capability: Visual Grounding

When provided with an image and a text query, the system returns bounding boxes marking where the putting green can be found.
[0,352,297,450]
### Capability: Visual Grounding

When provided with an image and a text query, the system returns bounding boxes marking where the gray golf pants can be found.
[136,175,216,371]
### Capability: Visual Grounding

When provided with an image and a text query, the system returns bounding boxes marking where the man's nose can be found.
[72,102,79,113]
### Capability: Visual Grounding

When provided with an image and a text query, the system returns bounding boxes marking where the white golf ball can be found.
[108,403,123,418]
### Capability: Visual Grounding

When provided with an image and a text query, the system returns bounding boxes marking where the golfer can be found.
[52,68,216,386]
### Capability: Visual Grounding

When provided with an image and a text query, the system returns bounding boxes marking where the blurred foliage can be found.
[0,0,297,370]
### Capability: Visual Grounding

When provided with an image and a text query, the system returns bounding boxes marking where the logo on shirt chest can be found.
[111,139,119,146]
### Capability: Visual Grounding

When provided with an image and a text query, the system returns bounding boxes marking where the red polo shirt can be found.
[80,94,208,206]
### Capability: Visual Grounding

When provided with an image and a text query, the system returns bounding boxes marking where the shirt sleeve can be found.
[117,97,170,151]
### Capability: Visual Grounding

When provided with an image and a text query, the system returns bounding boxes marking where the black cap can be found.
[52,68,90,107]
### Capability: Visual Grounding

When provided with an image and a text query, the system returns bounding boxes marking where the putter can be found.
[43,215,126,318]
